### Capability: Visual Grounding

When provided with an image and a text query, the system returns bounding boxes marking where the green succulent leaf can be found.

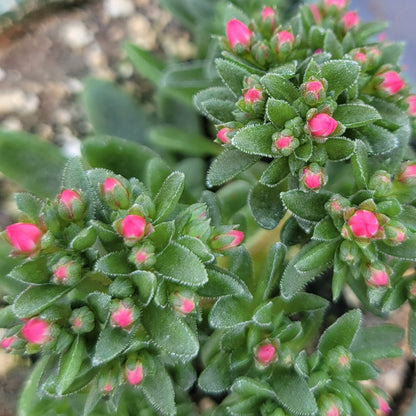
[266,99,298,129]
[15,193,43,223]
[358,124,398,155]
[130,271,157,306]
[325,137,355,161]
[94,251,134,276]
[209,297,252,329]
[260,157,290,187]
[351,139,369,189]
[232,124,276,157]
[323,30,343,59]
[333,104,381,128]
[377,237,416,261]
[9,256,50,285]
[198,353,232,393]
[312,217,340,241]
[320,60,360,98]
[216,58,250,96]
[261,74,299,103]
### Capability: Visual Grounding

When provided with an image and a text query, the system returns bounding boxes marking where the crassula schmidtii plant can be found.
[0,0,416,415]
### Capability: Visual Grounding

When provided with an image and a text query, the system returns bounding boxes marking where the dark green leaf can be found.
[156,242,207,286]
[130,271,156,306]
[207,148,260,187]
[82,78,151,144]
[320,60,360,98]
[325,137,355,161]
[350,359,379,380]
[216,58,250,96]
[318,309,362,354]
[177,236,214,263]
[266,99,298,129]
[312,217,340,241]
[94,251,134,276]
[377,238,416,261]
[232,377,276,399]
[324,30,343,59]
[351,140,369,188]
[261,74,299,103]
[198,353,232,393]
[87,292,111,323]
[9,256,50,285]
[153,171,184,222]
[358,124,398,155]
[142,303,198,359]
[209,297,252,329]
[232,124,276,157]
[333,104,380,128]
[0,130,65,198]
[15,193,43,223]
[260,157,290,187]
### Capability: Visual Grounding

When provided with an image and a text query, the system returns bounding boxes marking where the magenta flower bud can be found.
[120,214,146,242]
[318,395,343,416]
[244,88,263,104]
[348,210,379,238]
[326,194,351,216]
[377,71,405,95]
[309,4,321,24]
[0,336,18,350]
[57,189,85,221]
[307,113,338,140]
[211,230,244,251]
[260,6,276,35]
[301,79,326,106]
[255,342,277,366]
[110,300,137,330]
[22,317,51,345]
[171,290,196,316]
[376,396,391,415]
[261,6,275,21]
[216,127,232,144]
[69,306,95,334]
[324,0,347,10]
[226,19,252,52]
[129,242,156,269]
[52,257,82,285]
[398,162,416,183]
[353,52,367,64]
[300,165,327,191]
[369,171,392,197]
[102,177,130,210]
[272,131,298,156]
[5,223,43,255]
[366,264,389,288]
[407,95,416,117]
[274,30,294,53]
[125,357,144,386]
[384,221,406,245]
[341,11,359,30]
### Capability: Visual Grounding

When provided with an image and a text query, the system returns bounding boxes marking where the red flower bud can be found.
[110,300,137,330]
[377,71,405,95]
[211,230,244,251]
[302,79,326,106]
[274,30,294,52]
[171,290,196,315]
[366,265,389,288]
[121,214,146,242]
[348,210,379,238]
[353,52,367,64]
[226,19,251,52]
[307,113,338,139]
[0,336,17,350]
[5,223,43,255]
[57,189,85,221]
[216,127,232,144]
[22,317,51,345]
[300,165,327,191]
[341,11,359,30]
[125,358,144,386]
[255,342,277,366]
[407,95,416,117]
[52,257,82,285]
[244,88,263,104]
[272,132,298,155]
[398,162,416,183]
[261,6,275,20]
[102,177,130,210]
[375,394,391,415]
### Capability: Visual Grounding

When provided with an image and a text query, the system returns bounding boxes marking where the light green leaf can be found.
[320,60,360,98]
[333,104,381,128]
[266,99,298,129]
[232,124,276,157]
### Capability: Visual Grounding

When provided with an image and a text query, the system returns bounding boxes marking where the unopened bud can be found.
[407,95,416,117]
[272,131,299,156]
[125,356,144,386]
[57,189,85,221]
[0,336,18,350]
[115,214,147,244]
[211,230,244,251]
[384,221,406,245]
[52,257,82,285]
[226,19,252,53]
[369,171,392,197]
[251,41,272,67]
[272,30,294,55]
[102,177,130,210]
[129,241,156,269]
[300,164,327,191]
[110,300,138,330]
[69,306,95,334]
[366,264,389,288]
[4,222,43,256]
[376,71,405,95]
[306,113,338,141]
[216,127,232,144]
[171,290,196,316]
[301,78,327,106]
[398,161,416,184]
[341,11,359,31]
[255,342,277,367]
[21,317,51,345]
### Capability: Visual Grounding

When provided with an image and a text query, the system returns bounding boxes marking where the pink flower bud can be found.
[309,4,321,24]
[0,336,17,350]
[5,223,43,255]
[377,71,405,95]
[326,405,340,416]
[348,210,379,238]
[171,291,196,315]
[406,95,416,117]
[57,189,85,221]
[261,6,274,20]
[129,242,156,269]
[366,265,389,287]
[212,230,244,251]
[301,165,327,191]
[272,131,298,156]
[341,11,359,30]
[217,127,232,144]
[226,19,251,51]
[307,113,338,139]
[353,52,367,63]
[384,221,406,245]
[111,302,135,329]
[398,162,416,183]
[103,383,113,393]
[255,343,277,366]
[52,257,81,285]
[69,306,95,334]
[102,177,130,210]
[378,32,387,42]
[121,214,146,241]
[244,88,262,104]
[22,317,50,345]
[302,79,326,105]
[324,0,347,9]
[275,30,294,52]
[125,359,143,386]
[376,395,391,415]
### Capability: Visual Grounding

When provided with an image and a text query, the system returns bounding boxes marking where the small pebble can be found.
[60,21,94,49]
[104,0,135,18]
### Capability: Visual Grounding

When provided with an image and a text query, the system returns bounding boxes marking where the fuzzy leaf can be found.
[312,217,340,241]
[351,140,369,189]
[323,30,343,59]
[350,359,379,380]
[261,74,299,103]
[9,256,50,285]
[227,246,253,287]
[156,242,207,286]
[260,157,290,187]
[281,190,331,222]
[93,324,132,366]
[216,58,250,96]
[377,237,416,261]
[325,137,355,161]
[266,99,298,129]
[130,271,157,306]
[13,285,70,319]
[207,148,260,187]
[232,124,276,157]
[232,377,276,399]
[154,172,185,222]
[209,297,252,329]
[199,267,251,299]
[200,98,235,123]
[15,193,43,223]
[280,241,338,299]
[87,292,111,323]
[142,303,198,359]
[198,353,232,393]
[318,309,362,354]
[142,359,176,416]
[177,236,214,264]
[148,221,174,252]
[0,130,65,198]
[94,251,134,276]
[358,124,398,155]
[320,60,360,97]
[333,104,381,128]
[249,182,286,230]
[56,336,86,395]
[271,369,318,416]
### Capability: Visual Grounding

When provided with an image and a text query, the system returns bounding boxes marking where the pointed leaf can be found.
[154,171,185,222]
[216,58,250,96]
[260,157,290,187]
[261,74,299,103]
[312,217,340,241]
[9,256,50,285]
[209,297,252,329]
[351,139,369,188]
[320,60,360,97]
[199,353,232,393]
[266,99,298,129]
[325,137,355,161]
[232,124,276,157]
[377,238,416,261]
[94,251,134,276]
[334,104,380,128]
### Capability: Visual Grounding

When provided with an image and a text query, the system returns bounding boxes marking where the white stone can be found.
[0,90,39,115]
[60,21,94,49]
[104,0,135,18]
